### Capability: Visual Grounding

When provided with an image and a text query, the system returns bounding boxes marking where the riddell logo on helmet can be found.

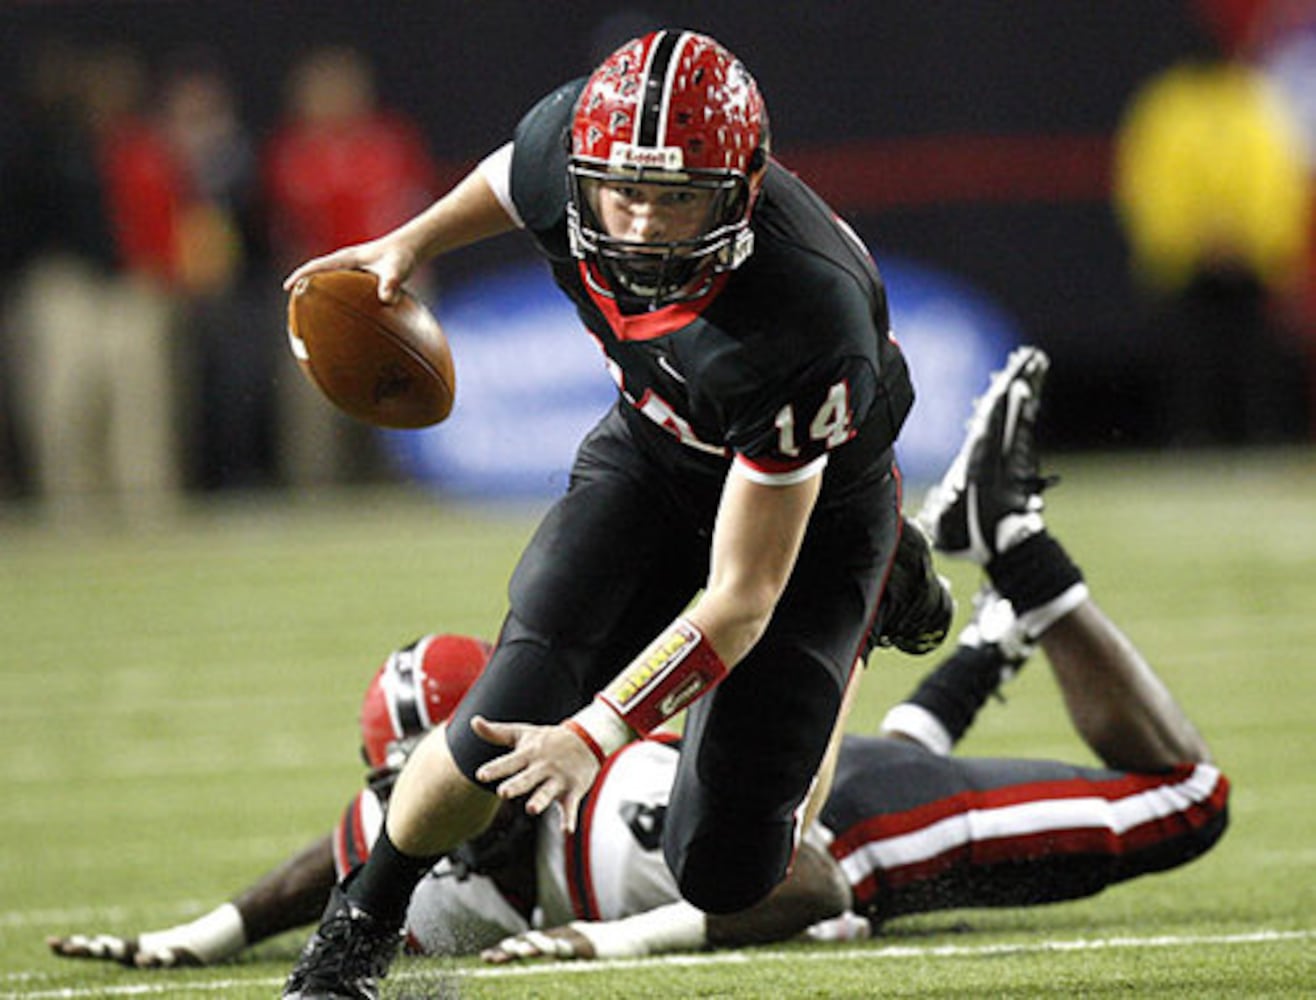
[610,143,684,172]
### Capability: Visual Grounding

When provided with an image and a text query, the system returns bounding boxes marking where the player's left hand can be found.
[471,717,601,833]
[480,925,596,964]
[46,933,202,968]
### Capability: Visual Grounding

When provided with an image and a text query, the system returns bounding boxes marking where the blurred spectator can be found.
[1113,58,1312,445]
[5,42,187,523]
[261,45,441,486]
[158,54,279,492]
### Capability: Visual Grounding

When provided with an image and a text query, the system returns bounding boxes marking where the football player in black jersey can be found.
[281,30,922,999]
[50,348,1228,976]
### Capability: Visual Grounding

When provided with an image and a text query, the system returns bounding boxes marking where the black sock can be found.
[344,827,442,926]
[903,644,1010,746]
[986,530,1083,616]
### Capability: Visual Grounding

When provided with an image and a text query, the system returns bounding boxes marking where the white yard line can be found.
[3,928,1312,997]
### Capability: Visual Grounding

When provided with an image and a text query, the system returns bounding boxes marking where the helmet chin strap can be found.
[594,254,715,311]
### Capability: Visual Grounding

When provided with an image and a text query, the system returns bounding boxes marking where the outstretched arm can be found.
[47,835,335,968]
[481,840,850,963]
[231,833,338,945]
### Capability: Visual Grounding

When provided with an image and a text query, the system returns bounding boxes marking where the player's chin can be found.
[620,263,665,295]
[617,258,706,301]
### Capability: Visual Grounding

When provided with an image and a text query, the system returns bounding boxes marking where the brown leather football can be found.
[287,269,455,429]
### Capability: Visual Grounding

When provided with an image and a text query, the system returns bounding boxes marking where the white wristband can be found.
[878,703,954,756]
[570,901,707,959]
[1019,581,1090,639]
[136,902,247,965]
[566,698,632,764]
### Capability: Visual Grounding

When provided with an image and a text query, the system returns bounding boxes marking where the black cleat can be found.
[917,346,1056,564]
[870,517,955,656]
[282,887,402,1000]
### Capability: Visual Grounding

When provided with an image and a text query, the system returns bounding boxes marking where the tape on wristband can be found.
[598,618,729,736]
[563,718,608,765]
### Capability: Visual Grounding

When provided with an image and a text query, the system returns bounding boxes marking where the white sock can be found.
[879,703,953,756]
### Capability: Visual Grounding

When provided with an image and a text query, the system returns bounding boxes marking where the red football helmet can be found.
[359,633,492,772]
[567,29,770,305]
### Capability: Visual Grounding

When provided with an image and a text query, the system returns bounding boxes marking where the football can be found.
[286,269,455,429]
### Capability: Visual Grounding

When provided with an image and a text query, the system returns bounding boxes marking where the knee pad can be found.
[444,618,584,785]
[659,646,842,914]
[664,812,796,915]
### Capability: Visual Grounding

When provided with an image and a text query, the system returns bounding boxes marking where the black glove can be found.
[869,517,955,656]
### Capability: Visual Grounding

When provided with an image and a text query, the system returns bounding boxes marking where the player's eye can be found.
[661,190,699,206]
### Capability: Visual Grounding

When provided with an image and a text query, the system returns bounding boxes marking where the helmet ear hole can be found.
[748,146,766,174]
[359,634,491,771]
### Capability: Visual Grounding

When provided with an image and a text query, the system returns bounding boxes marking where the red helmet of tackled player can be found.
[567,30,770,305]
[359,634,492,772]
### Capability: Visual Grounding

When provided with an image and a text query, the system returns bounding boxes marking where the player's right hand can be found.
[471,716,602,834]
[481,925,596,964]
[46,933,202,968]
[282,237,418,304]
[800,910,873,943]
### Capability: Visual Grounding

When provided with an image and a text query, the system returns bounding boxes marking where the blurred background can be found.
[1,0,1313,517]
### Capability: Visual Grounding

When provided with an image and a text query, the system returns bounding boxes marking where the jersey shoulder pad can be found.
[509,78,583,252]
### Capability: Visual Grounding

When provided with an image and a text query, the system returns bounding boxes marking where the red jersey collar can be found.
[580,261,727,342]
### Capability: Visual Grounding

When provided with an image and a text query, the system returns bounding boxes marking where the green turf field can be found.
[2,449,1313,998]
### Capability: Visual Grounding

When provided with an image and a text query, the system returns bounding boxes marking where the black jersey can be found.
[507,80,913,498]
